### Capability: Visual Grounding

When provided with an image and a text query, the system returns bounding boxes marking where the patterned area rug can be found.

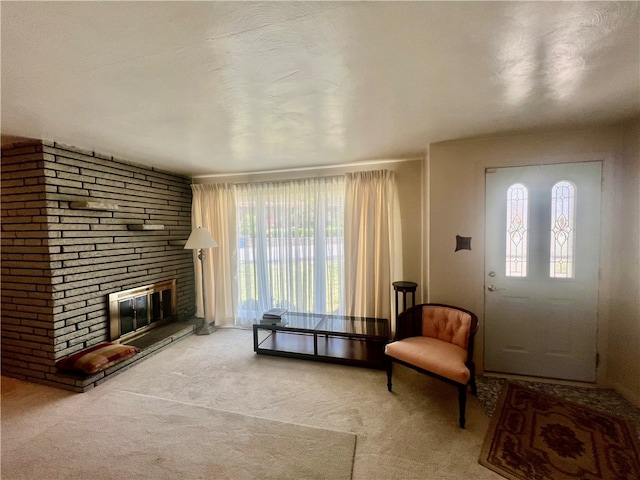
[475,375,640,440]
[479,382,640,480]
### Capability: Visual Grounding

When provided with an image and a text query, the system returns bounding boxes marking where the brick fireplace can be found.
[1,140,197,391]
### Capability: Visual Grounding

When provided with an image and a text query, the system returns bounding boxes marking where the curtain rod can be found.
[192,157,423,179]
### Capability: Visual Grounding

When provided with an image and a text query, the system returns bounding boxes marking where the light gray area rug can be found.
[2,389,355,480]
[2,327,501,479]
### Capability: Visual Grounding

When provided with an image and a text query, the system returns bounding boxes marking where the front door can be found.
[484,162,602,382]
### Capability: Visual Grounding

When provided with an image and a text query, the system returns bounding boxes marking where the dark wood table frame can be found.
[253,312,389,369]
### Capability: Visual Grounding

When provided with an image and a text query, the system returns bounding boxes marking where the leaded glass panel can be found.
[506,183,528,277]
[550,181,576,278]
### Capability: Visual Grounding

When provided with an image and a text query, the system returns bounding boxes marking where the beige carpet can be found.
[2,327,500,479]
[2,389,355,480]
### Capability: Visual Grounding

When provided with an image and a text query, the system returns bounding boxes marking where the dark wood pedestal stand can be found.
[392,281,418,324]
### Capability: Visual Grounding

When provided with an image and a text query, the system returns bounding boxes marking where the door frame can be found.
[471,153,614,385]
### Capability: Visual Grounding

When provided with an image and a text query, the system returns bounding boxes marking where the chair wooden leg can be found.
[458,385,467,429]
[386,360,393,392]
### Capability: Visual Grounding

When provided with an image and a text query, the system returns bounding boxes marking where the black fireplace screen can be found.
[109,279,177,341]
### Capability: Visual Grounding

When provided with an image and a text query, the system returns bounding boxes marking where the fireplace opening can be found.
[109,279,178,342]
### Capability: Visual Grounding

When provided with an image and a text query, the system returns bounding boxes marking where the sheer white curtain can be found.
[344,170,403,324]
[191,171,400,330]
[235,177,346,326]
[191,184,237,327]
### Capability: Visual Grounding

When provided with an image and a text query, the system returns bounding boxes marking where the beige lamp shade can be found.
[184,227,218,249]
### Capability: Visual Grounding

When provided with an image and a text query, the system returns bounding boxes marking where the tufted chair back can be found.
[394,303,478,354]
[421,306,471,350]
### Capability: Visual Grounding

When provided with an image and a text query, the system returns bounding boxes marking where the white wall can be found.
[608,120,640,405]
[427,121,640,405]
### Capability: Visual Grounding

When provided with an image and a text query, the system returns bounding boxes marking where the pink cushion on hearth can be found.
[385,336,470,384]
[56,342,140,374]
[421,306,471,349]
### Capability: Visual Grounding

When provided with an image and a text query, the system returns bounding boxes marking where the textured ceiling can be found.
[2,1,639,177]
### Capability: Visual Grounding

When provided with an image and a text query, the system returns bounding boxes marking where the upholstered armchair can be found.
[384,303,478,428]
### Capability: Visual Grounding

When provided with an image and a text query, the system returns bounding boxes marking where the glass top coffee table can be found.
[253,312,389,369]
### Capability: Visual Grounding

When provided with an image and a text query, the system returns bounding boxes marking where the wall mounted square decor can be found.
[455,235,472,252]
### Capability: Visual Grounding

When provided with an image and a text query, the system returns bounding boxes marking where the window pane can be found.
[506,183,528,277]
[236,177,345,321]
[550,181,576,278]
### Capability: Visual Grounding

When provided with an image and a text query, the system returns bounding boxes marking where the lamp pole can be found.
[184,227,218,335]
[196,247,216,335]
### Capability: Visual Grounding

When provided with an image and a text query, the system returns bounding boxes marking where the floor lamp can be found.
[184,227,219,335]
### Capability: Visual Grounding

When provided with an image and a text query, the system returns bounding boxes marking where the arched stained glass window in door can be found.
[550,181,576,278]
[506,183,528,277]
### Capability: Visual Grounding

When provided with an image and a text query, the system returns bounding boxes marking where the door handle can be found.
[487,285,505,292]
